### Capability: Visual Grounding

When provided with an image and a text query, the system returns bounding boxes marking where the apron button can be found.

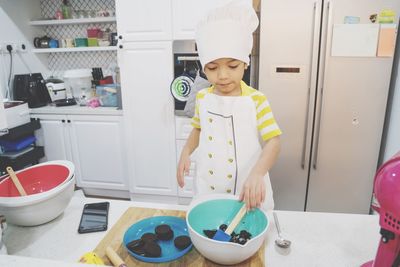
[226,189,232,193]
[208,118,213,123]
[228,158,234,163]
[210,185,215,190]
[208,153,213,158]
[208,136,213,141]
[228,140,233,145]
[227,174,232,179]
[209,170,214,175]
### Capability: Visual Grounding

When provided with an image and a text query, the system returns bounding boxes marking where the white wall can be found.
[0,0,47,99]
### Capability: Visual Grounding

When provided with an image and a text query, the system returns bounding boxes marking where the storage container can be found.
[63,69,92,105]
[96,84,117,107]
[4,101,30,129]
[74,38,88,47]
[87,38,98,47]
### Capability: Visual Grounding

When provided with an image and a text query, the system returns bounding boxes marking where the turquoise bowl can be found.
[186,194,269,265]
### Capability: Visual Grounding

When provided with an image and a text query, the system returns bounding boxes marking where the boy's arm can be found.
[177,127,201,187]
[181,127,201,158]
[239,136,281,210]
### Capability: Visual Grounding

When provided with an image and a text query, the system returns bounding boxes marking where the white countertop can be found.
[29,105,123,116]
[2,190,381,266]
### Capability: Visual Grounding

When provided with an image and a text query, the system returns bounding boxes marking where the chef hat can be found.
[195,0,259,68]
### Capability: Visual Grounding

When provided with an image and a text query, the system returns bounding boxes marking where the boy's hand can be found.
[239,175,265,210]
[177,154,190,188]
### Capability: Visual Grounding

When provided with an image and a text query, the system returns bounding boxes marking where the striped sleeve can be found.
[251,93,282,141]
[191,92,202,129]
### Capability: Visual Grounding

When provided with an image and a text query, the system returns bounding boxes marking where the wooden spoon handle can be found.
[6,166,27,196]
[225,205,247,235]
[106,246,127,267]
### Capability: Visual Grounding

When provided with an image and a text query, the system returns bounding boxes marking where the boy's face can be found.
[204,58,246,96]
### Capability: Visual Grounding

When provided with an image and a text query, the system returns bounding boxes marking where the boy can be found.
[177,0,281,210]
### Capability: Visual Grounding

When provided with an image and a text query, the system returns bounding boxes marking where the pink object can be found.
[55,10,63,20]
[362,151,400,267]
[87,28,100,38]
[0,164,70,197]
[88,98,101,108]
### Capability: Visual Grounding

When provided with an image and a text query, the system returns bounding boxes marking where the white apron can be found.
[195,93,274,210]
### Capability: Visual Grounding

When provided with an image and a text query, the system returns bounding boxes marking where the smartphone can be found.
[78,202,109,234]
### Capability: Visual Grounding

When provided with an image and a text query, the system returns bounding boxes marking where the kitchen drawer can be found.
[175,116,193,139]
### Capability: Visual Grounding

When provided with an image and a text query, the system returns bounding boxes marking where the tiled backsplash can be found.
[40,0,117,74]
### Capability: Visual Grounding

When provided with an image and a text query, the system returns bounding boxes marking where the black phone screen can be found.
[78,202,109,234]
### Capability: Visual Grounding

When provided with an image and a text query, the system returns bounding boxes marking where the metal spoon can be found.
[273,212,292,248]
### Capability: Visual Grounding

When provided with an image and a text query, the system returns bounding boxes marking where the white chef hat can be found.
[195,0,259,68]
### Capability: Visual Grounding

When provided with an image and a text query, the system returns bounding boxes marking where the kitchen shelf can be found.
[0,119,45,174]
[32,46,117,53]
[0,120,41,141]
[29,17,116,26]
[0,146,45,173]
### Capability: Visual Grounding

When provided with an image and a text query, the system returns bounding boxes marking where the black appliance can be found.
[173,53,251,111]
[13,73,52,108]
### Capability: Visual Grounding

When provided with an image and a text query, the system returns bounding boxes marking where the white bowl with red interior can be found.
[186,194,269,265]
[0,160,75,226]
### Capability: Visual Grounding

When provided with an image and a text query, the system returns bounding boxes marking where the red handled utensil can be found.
[213,204,247,242]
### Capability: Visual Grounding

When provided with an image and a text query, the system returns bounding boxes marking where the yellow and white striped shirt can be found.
[191,81,282,141]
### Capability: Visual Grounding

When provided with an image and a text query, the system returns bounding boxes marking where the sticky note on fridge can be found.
[331,24,379,57]
[377,24,397,57]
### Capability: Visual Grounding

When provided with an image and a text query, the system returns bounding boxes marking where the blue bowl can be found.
[123,216,192,263]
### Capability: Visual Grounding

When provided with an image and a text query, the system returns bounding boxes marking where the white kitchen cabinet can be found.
[115,0,172,41]
[33,115,71,162]
[118,41,177,198]
[32,114,128,194]
[171,0,250,40]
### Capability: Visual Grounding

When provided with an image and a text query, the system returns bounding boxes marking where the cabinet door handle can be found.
[67,120,71,123]
[118,35,123,39]
[62,119,65,123]
[119,45,123,49]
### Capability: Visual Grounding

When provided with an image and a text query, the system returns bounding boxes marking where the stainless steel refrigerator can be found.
[259,0,400,213]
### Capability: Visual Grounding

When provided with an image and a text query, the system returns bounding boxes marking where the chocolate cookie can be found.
[127,239,145,256]
[141,232,158,243]
[155,224,174,241]
[203,229,217,238]
[174,235,192,250]
[144,240,162,257]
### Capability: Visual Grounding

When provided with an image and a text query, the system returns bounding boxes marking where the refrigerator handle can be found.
[313,87,324,170]
[301,1,318,170]
[313,1,331,170]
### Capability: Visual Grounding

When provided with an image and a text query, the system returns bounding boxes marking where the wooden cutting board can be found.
[93,207,265,266]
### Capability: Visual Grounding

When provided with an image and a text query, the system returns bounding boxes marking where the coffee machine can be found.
[13,73,51,108]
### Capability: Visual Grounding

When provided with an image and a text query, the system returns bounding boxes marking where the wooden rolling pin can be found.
[106,246,127,267]
[6,166,27,196]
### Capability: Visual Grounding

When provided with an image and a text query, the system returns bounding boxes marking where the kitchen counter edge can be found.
[29,106,123,116]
